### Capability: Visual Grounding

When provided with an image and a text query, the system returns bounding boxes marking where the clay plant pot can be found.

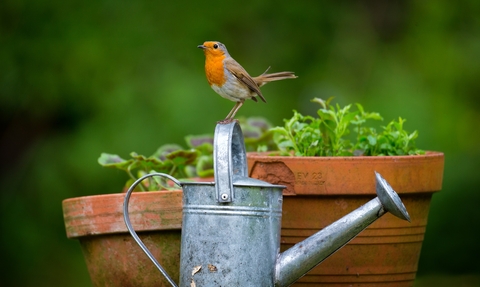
[62,190,182,287]
[247,151,444,287]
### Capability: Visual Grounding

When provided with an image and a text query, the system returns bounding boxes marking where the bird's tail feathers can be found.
[254,68,297,86]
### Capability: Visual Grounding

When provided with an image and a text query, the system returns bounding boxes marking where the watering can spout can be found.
[274,171,410,287]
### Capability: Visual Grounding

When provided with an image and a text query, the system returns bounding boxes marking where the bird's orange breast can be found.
[204,54,227,87]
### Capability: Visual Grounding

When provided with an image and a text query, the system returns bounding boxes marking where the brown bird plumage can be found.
[198,41,297,123]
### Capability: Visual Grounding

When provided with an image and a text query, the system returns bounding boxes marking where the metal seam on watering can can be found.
[184,205,282,216]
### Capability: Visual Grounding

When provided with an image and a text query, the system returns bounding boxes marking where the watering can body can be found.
[180,179,283,286]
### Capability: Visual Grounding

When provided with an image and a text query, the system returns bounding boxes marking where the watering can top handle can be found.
[214,122,248,203]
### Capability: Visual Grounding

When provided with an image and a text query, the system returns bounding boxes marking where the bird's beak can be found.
[197,44,206,49]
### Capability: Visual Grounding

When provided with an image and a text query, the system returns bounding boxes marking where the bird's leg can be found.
[228,101,244,119]
[224,103,237,120]
[218,101,244,124]
[226,101,244,119]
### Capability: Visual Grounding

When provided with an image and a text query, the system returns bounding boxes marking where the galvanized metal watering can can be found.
[123,122,411,287]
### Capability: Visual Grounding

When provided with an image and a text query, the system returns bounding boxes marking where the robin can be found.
[198,41,297,123]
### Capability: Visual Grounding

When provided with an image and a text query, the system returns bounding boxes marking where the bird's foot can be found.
[217,118,238,124]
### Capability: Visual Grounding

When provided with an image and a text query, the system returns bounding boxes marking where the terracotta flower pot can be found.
[62,190,183,287]
[247,151,444,287]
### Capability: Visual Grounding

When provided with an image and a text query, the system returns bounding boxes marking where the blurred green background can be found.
[1,1,479,286]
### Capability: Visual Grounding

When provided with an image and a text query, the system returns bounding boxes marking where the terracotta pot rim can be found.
[62,189,182,203]
[247,150,443,161]
[63,190,183,239]
[247,151,444,196]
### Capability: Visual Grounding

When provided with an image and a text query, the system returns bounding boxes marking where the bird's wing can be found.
[224,57,266,102]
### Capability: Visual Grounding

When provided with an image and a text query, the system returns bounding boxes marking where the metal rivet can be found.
[221,194,229,200]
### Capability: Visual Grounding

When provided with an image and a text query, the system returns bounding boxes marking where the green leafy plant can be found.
[271,97,425,156]
[98,117,274,191]
[239,116,277,152]
[98,134,214,191]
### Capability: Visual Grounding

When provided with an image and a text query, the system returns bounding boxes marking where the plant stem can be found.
[127,164,146,191]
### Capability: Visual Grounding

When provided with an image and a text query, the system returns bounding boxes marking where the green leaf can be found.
[192,142,214,155]
[185,134,213,149]
[196,155,214,177]
[311,96,334,109]
[97,153,133,170]
[166,149,199,166]
[342,110,358,123]
[151,144,183,160]
[149,169,179,191]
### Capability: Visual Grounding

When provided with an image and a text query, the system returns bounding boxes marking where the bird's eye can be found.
[213,44,218,49]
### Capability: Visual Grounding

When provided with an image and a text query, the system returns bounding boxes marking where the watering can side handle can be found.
[123,173,180,287]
